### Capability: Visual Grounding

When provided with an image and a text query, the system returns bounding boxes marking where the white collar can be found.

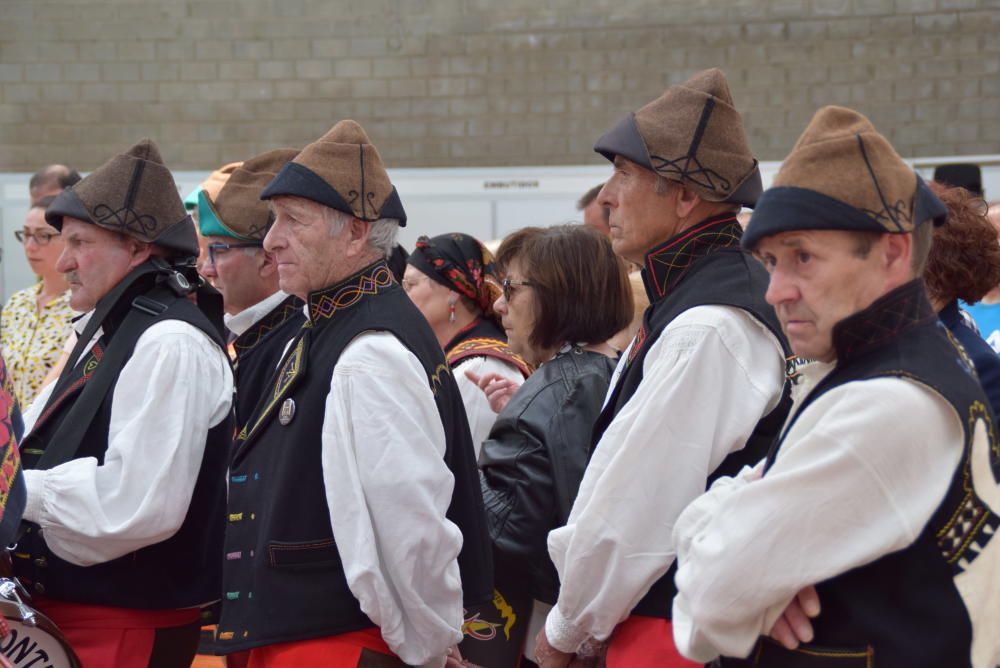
[225,291,291,337]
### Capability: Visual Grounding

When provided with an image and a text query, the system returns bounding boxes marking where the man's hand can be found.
[465,370,518,414]
[769,585,821,650]
[534,627,574,668]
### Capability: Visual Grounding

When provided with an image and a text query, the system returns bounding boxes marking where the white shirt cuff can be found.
[545,603,589,654]
[22,469,45,524]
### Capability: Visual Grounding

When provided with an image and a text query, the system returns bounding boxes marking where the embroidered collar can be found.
[306,260,395,323]
[443,318,485,353]
[232,294,303,356]
[641,213,742,303]
[831,278,936,363]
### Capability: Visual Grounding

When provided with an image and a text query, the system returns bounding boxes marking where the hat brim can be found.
[45,188,93,230]
[261,162,407,226]
[183,186,201,212]
[741,178,947,251]
[154,218,200,257]
[594,113,654,171]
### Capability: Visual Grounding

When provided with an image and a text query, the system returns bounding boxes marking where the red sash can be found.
[606,615,701,668]
[246,628,399,667]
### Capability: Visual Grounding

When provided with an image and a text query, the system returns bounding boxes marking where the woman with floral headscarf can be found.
[405,233,531,455]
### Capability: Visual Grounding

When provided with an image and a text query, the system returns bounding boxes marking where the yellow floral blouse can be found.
[0,284,75,409]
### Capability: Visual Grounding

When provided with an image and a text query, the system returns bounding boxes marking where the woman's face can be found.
[21,207,65,278]
[494,258,539,363]
[403,264,454,332]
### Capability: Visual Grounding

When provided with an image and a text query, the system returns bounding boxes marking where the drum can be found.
[0,579,80,668]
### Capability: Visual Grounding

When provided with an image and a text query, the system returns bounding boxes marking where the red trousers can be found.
[606,615,701,668]
[33,597,202,668]
[245,628,403,667]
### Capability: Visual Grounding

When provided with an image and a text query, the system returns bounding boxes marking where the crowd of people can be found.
[0,66,998,668]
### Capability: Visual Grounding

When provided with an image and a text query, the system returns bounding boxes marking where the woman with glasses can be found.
[1,196,76,407]
[404,233,531,454]
[466,225,632,666]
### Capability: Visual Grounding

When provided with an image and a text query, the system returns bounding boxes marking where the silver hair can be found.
[323,206,399,258]
[366,218,400,258]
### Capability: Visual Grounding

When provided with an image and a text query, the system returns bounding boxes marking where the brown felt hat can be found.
[742,106,948,249]
[261,119,407,225]
[202,161,242,202]
[594,68,762,207]
[46,138,198,256]
[202,149,297,241]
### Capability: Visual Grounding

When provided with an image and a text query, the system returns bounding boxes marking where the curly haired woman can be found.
[924,181,1000,417]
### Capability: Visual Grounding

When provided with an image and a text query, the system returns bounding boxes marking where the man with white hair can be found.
[216,120,491,667]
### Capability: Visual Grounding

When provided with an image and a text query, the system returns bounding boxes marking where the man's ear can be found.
[258,250,278,278]
[127,239,153,269]
[882,232,912,273]
[345,217,372,258]
[674,185,702,220]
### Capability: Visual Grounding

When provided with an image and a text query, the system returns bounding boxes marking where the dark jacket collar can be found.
[937,299,963,330]
[641,213,742,304]
[305,260,395,325]
[831,278,936,363]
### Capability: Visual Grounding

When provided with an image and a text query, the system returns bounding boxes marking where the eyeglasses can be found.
[501,277,532,301]
[15,230,60,246]
[207,241,263,267]
[401,276,429,293]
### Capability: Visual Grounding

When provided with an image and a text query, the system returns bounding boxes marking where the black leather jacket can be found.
[479,346,616,604]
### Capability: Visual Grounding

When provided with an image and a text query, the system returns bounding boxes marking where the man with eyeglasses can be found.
[197,149,304,427]
[184,162,243,278]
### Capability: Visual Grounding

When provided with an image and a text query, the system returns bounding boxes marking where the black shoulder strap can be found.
[33,285,221,471]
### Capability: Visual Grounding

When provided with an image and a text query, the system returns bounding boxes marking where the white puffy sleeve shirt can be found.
[21,317,234,567]
[545,304,786,652]
[452,355,525,458]
[323,331,464,668]
[671,366,964,662]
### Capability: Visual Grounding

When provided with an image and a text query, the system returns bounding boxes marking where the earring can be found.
[448,299,456,323]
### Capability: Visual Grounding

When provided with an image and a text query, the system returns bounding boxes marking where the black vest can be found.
[231,294,304,428]
[218,261,493,652]
[14,265,232,609]
[592,215,791,620]
[724,280,1000,668]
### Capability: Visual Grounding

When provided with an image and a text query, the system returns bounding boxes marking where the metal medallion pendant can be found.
[279,398,296,426]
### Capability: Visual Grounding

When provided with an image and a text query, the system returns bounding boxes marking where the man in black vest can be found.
[15,138,234,668]
[538,68,790,667]
[672,106,1000,668]
[197,149,304,426]
[217,119,492,666]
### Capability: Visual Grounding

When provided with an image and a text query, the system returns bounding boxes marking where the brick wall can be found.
[0,0,997,171]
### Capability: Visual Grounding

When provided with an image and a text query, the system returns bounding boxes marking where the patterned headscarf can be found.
[408,233,501,317]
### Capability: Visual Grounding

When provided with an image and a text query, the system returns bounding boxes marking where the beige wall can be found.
[0,0,997,172]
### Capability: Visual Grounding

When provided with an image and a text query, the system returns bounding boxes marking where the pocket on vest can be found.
[267,538,339,570]
[747,638,874,667]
